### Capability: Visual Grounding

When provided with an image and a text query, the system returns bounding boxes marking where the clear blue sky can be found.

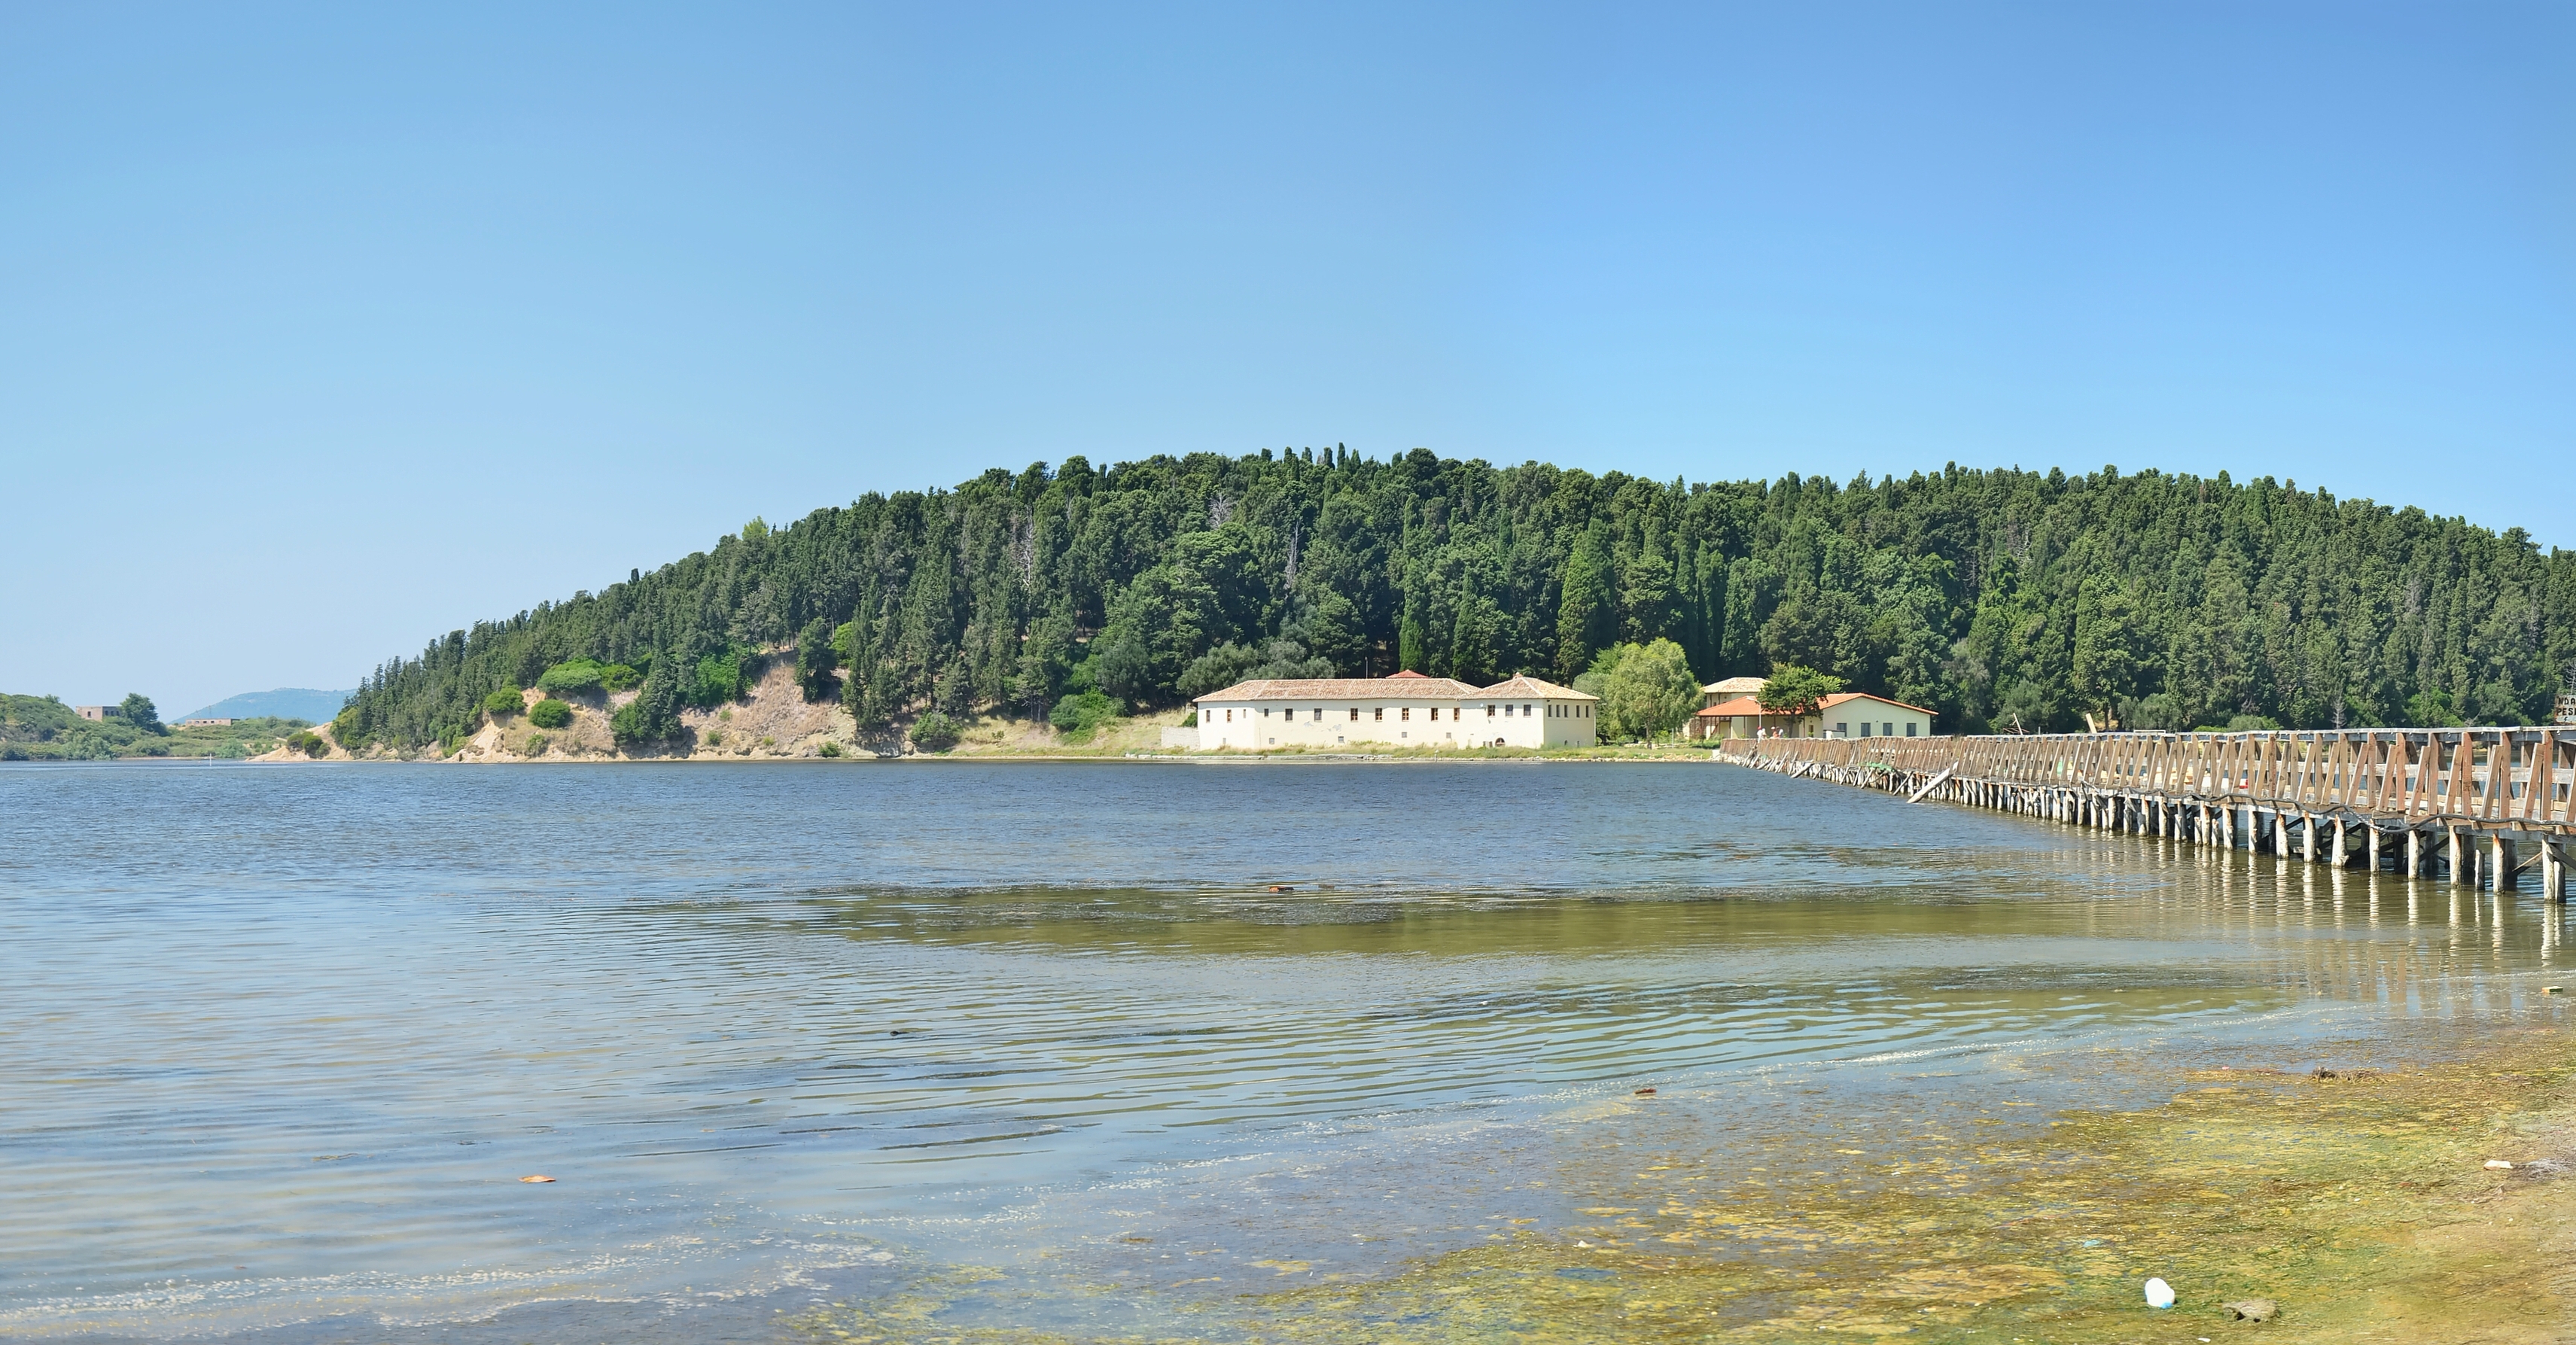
[6,3,2570,717]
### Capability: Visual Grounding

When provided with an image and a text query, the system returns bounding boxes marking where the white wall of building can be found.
[1819,697,1935,740]
[1195,692,1597,750]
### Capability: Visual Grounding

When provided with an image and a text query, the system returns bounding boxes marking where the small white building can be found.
[1193,671,1600,750]
[1690,690,1937,740]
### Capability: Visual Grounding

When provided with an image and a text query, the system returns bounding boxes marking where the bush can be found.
[818,740,842,758]
[536,659,607,695]
[483,689,522,718]
[909,711,962,753]
[1049,689,1121,741]
[690,645,758,708]
[523,733,548,756]
[285,731,328,759]
[528,698,572,729]
[704,729,723,747]
[599,662,641,692]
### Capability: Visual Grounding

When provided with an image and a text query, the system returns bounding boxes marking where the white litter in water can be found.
[2485,1159,2514,1170]
[2144,1277,2176,1309]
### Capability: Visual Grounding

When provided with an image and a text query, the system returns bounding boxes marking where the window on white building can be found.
[1905,722,1917,737]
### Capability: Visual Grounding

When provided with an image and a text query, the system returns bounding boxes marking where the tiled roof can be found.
[1194,673,1597,702]
[1195,676,1483,701]
[1693,690,1938,718]
[1701,676,1768,695]
[1819,691,1937,716]
[1478,674,1597,701]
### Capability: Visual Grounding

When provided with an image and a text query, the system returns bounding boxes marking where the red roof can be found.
[1691,691,1937,718]
[1818,691,1937,716]
[1388,669,1431,679]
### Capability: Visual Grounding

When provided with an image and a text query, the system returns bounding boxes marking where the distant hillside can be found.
[180,688,354,723]
[1,692,311,760]
[336,452,2576,753]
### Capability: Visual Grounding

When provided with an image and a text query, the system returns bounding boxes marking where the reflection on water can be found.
[0,761,2566,1341]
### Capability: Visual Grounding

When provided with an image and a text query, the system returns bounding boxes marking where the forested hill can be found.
[338,450,2575,750]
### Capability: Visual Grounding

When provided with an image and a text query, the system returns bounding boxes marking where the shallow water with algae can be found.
[2,759,2568,1342]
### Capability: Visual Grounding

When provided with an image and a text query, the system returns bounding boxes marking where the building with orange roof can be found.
[1687,689,1936,741]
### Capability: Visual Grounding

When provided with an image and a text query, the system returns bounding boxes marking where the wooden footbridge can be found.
[1714,729,2573,899]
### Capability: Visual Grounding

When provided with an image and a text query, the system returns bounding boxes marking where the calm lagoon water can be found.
[2,759,2567,1341]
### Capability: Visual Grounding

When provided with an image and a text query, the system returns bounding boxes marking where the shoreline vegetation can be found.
[242,647,1722,763]
[788,1026,2576,1343]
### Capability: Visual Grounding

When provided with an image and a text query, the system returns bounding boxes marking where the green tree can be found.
[483,689,522,718]
[794,616,838,702]
[1555,524,1615,680]
[528,698,572,729]
[1596,638,1698,742]
[2071,576,2144,726]
[1758,665,1844,717]
[117,694,164,734]
[909,710,962,752]
[612,657,683,744]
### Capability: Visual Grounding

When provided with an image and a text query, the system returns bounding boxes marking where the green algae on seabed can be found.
[790,1028,2576,1344]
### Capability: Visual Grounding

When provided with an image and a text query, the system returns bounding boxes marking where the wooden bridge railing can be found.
[1719,728,2574,829]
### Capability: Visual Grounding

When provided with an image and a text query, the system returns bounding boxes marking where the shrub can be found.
[1048,689,1121,742]
[599,663,641,692]
[818,740,842,758]
[704,729,723,747]
[0,744,25,762]
[524,733,548,756]
[528,698,572,729]
[690,646,757,707]
[285,730,328,758]
[536,659,607,695]
[483,689,522,718]
[909,711,962,753]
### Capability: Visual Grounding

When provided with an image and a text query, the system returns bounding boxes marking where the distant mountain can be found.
[179,689,353,723]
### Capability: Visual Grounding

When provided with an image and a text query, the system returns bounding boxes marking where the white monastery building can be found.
[1193,670,1599,750]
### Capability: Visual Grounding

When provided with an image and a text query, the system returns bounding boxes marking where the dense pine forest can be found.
[336,450,2575,751]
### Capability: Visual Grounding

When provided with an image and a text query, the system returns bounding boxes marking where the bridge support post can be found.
[2331,817,2346,868]
[2492,835,2517,894]
[2449,827,2470,887]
